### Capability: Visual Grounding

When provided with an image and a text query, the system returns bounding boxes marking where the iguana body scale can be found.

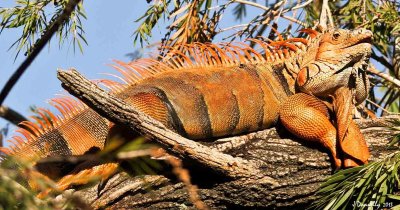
[1,28,373,191]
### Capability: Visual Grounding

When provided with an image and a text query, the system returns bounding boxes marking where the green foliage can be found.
[388,119,400,147]
[101,137,161,176]
[310,152,400,210]
[232,3,247,21]
[0,0,87,57]
[134,1,167,46]
[337,0,399,56]
[0,157,78,210]
[134,0,216,48]
[0,136,160,209]
[344,0,400,114]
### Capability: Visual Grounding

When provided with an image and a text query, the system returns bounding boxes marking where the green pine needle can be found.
[309,151,400,210]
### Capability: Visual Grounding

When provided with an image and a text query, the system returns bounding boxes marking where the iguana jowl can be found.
[1,28,372,190]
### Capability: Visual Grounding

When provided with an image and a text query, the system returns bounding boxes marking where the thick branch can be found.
[0,106,27,126]
[57,69,266,181]
[0,0,82,105]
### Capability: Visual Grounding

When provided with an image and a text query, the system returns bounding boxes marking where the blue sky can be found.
[0,1,267,139]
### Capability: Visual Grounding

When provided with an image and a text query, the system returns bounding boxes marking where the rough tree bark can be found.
[57,69,400,209]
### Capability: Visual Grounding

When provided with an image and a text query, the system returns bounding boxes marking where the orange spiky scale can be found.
[135,60,157,73]
[203,44,218,65]
[208,44,224,65]
[100,73,128,85]
[175,56,186,68]
[239,47,254,62]
[229,45,247,63]
[98,79,124,92]
[19,121,41,137]
[113,61,142,80]
[167,57,183,69]
[162,46,192,65]
[109,64,138,83]
[40,109,59,127]
[277,50,284,60]
[198,47,213,66]
[13,136,25,145]
[7,139,17,148]
[270,40,298,51]
[219,43,236,64]
[187,45,201,64]
[202,44,221,66]
[62,98,78,116]
[194,43,208,64]
[57,98,77,119]
[213,44,230,64]
[36,109,54,129]
[17,129,34,142]
[53,99,72,118]
[238,43,263,62]
[196,47,207,66]
[299,28,318,38]
[0,147,11,155]
[248,39,273,58]
[9,145,16,153]
[49,100,68,119]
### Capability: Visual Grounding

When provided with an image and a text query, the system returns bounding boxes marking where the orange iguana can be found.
[1,27,372,192]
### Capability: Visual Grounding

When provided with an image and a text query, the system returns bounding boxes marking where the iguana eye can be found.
[333,32,341,40]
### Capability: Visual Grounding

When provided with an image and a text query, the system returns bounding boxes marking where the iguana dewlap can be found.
[1,27,373,192]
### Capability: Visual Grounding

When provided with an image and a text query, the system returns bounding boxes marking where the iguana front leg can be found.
[279,93,342,168]
[283,64,370,168]
[332,87,369,167]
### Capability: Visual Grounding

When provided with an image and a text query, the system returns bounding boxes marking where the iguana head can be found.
[296,28,373,101]
[316,28,372,67]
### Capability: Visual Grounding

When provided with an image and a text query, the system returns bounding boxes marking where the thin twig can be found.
[282,15,306,27]
[368,64,400,89]
[372,51,392,70]
[0,0,82,106]
[290,0,313,11]
[232,0,270,11]
[218,23,251,33]
[366,99,392,114]
[273,0,287,24]
[117,148,156,160]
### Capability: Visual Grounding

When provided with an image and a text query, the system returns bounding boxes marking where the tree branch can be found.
[0,0,82,106]
[57,69,268,181]
[0,106,27,126]
[67,116,400,209]
[319,0,334,29]
[368,63,400,89]
[372,50,392,71]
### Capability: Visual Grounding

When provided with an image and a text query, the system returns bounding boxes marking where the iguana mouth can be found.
[359,36,372,44]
